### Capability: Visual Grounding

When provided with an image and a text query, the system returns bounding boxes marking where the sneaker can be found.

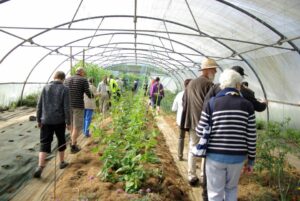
[70,145,81,154]
[178,156,183,161]
[188,177,199,186]
[59,161,69,169]
[33,166,43,178]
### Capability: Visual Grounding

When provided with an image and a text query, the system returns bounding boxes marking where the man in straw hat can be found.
[181,58,218,191]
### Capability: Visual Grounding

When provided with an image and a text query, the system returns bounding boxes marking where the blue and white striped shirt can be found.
[196,90,256,162]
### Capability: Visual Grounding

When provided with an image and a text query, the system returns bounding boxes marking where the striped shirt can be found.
[196,90,256,162]
[64,75,92,109]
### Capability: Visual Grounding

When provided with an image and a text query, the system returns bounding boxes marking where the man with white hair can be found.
[181,58,218,189]
[196,69,256,201]
[64,67,92,154]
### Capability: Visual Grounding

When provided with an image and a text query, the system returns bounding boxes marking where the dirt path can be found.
[11,135,89,201]
[11,112,193,201]
[155,115,203,201]
[6,108,300,201]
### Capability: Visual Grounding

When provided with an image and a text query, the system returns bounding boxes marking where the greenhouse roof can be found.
[0,0,300,124]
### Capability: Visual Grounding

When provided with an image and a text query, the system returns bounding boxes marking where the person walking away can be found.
[172,79,192,161]
[150,77,164,114]
[143,80,149,96]
[116,77,124,94]
[196,69,256,201]
[64,67,92,154]
[97,76,110,114]
[148,78,155,106]
[201,65,266,201]
[240,80,267,111]
[205,66,267,112]
[34,71,70,178]
[132,79,139,94]
[108,75,119,100]
[181,58,218,189]
[83,77,98,137]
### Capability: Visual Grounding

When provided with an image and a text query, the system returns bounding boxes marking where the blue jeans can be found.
[206,157,244,201]
[83,109,94,136]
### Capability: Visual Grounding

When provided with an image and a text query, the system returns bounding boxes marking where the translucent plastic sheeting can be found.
[229,0,300,40]
[0,47,50,82]
[0,0,78,27]
[266,103,300,129]
[0,0,300,125]
[76,0,134,17]
[244,51,300,103]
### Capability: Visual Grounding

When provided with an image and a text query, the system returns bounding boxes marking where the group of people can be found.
[34,67,124,178]
[172,58,267,201]
[33,60,267,200]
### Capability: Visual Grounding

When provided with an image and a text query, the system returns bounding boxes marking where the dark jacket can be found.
[37,81,70,125]
[181,75,214,131]
[204,83,267,112]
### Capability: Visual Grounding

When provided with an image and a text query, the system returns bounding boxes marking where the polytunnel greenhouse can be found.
[0,0,299,200]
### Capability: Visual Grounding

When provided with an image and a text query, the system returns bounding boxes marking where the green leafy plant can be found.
[159,90,176,114]
[256,119,266,130]
[255,118,299,201]
[92,91,162,193]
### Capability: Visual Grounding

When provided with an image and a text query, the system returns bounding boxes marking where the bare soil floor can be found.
[43,116,192,201]
[162,113,300,201]
[4,108,300,201]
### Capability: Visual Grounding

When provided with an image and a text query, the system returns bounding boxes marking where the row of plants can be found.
[90,91,162,193]
[254,118,300,200]
[159,90,176,114]
[73,61,143,89]
[0,93,39,112]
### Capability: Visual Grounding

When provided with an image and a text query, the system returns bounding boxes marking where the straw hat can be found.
[199,58,218,71]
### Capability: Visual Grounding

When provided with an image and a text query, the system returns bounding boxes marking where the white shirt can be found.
[97,81,109,96]
[171,91,184,126]
[84,84,97,109]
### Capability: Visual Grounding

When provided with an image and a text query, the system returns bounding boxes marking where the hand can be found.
[258,99,268,105]
[243,164,253,174]
[38,122,42,128]
[262,99,268,105]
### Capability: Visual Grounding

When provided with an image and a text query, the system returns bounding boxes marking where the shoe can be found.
[188,177,199,186]
[59,161,69,169]
[33,166,43,178]
[70,145,81,154]
[177,156,183,161]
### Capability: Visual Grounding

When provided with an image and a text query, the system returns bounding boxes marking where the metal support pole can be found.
[70,47,73,72]
[83,49,85,67]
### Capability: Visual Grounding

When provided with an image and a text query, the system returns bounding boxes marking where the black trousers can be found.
[40,123,66,153]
